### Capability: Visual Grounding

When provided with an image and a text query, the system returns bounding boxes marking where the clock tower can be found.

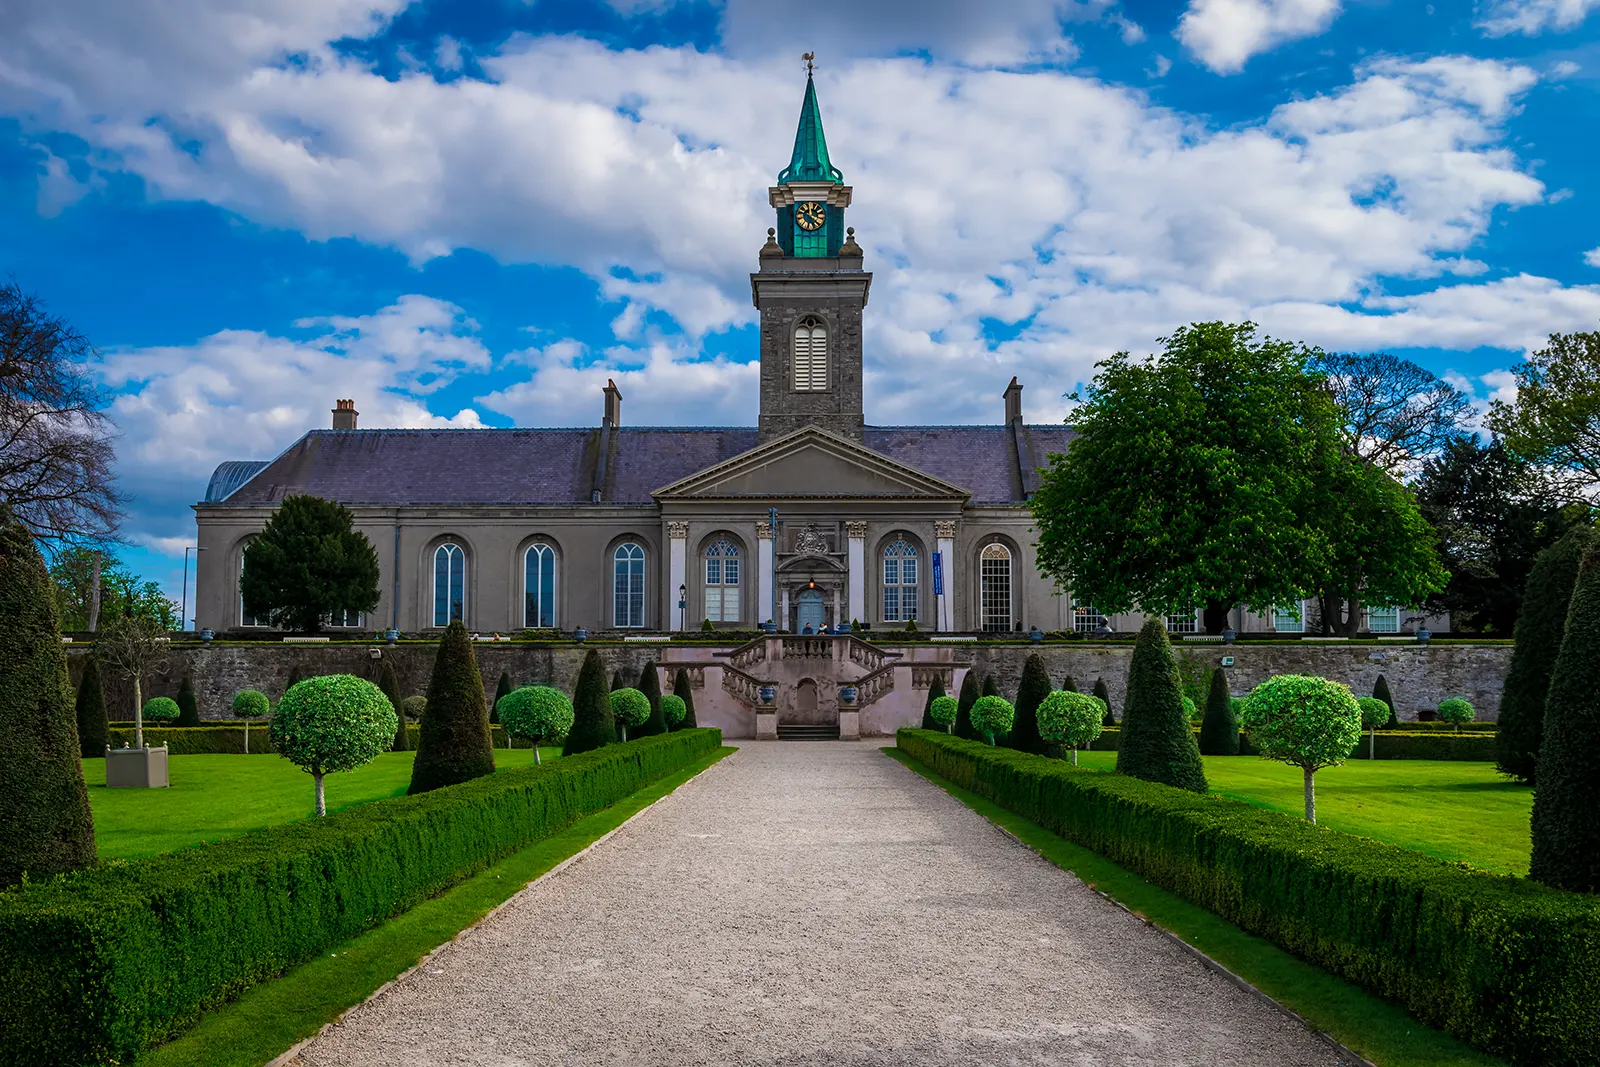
[753,69,871,443]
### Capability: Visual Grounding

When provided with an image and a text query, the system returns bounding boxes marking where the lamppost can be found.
[678,583,687,633]
[181,545,207,632]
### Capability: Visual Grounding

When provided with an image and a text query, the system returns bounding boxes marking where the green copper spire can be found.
[777,73,843,184]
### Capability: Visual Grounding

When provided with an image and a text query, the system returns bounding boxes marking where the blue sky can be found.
[3,0,1599,617]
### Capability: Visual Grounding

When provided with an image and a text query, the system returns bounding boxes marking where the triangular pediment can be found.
[653,427,970,500]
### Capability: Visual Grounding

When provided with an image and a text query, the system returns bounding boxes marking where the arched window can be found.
[614,542,646,628]
[793,316,829,391]
[882,539,918,623]
[240,539,268,627]
[433,543,465,627]
[524,543,557,628]
[980,543,1013,632]
[703,540,740,623]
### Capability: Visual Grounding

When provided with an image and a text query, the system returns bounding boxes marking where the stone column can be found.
[667,521,689,631]
[756,521,775,627]
[846,521,867,625]
[936,520,957,632]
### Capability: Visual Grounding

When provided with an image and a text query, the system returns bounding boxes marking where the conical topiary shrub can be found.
[565,649,618,755]
[75,657,110,759]
[636,661,667,737]
[378,659,407,752]
[673,667,698,730]
[284,664,305,700]
[1498,525,1594,783]
[407,620,496,794]
[492,670,514,726]
[1062,674,1078,692]
[1198,666,1240,756]
[1115,618,1207,793]
[955,671,981,740]
[1006,654,1051,754]
[1374,675,1400,729]
[175,674,201,727]
[1093,677,1114,725]
[982,673,1000,698]
[0,505,95,887]
[611,670,626,693]
[1529,544,1600,892]
[920,673,947,730]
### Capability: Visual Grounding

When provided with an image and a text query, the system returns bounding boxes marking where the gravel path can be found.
[291,742,1349,1067]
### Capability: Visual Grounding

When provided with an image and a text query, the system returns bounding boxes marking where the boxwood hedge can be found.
[897,729,1598,1066]
[0,727,721,1067]
[105,724,549,755]
[1081,727,1494,760]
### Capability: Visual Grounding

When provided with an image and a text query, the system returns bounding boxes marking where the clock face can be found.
[795,201,827,231]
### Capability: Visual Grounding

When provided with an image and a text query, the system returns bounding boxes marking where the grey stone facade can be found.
[753,253,869,443]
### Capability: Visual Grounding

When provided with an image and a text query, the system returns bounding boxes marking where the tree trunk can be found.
[314,771,326,817]
[243,719,250,755]
[133,676,143,750]
[1202,601,1231,635]
[621,724,628,742]
[533,744,541,765]
[1071,747,1079,766]
[1341,589,1364,639]
[1303,766,1316,824]
[1369,726,1374,761]
[87,551,102,633]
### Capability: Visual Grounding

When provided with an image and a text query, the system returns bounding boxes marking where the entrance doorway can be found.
[796,589,825,633]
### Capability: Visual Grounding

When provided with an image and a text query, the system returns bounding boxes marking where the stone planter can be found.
[838,710,860,740]
[758,685,778,704]
[573,627,588,643]
[106,745,169,788]
[755,711,778,740]
[838,685,858,705]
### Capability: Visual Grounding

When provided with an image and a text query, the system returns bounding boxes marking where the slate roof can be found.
[208,423,1076,507]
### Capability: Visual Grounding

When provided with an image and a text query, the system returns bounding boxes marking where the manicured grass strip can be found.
[883,747,1505,1067]
[135,745,736,1067]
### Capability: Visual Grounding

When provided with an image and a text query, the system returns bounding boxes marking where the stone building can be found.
[193,74,1432,646]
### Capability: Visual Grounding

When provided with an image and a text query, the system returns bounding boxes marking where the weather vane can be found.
[803,52,815,75]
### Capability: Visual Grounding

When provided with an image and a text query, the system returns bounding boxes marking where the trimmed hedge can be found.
[1079,727,1495,761]
[897,729,1599,1066]
[0,728,722,1067]
[107,724,558,755]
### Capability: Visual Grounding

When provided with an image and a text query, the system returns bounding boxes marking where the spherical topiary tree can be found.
[662,693,687,730]
[174,674,201,727]
[954,671,982,740]
[1093,677,1114,725]
[143,697,180,723]
[269,674,397,815]
[1181,695,1198,724]
[1116,618,1207,793]
[919,673,947,730]
[1240,675,1361,823]
[672,668,698,730]
[1037,690,1106,764]
[1006,654,1052,754]
[75,657,110,759]
[1437,697,1476,733]
[402,695,426,721]
[564,650,616,755]
[232,689,270,754]
[969,695,1015,746]
[929,695,958,733]
[497,685,574,764]
[408,619,496,795]
[1198,667,1239,756]
[610,687,651,741]
[1356,696,1388,760]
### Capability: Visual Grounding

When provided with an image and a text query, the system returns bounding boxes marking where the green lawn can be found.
[1073,750,1531,875]
[82,748,561,858]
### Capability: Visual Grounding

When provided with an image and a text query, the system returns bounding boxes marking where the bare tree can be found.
[1311,351,1474,473]
[0,280,123,546]
[94,614,169,749]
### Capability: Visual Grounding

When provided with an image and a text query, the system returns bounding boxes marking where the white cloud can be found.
[1585,246,1600,267]
[34,148,103,217]
[1476,0,1600,37]
[1176,0,1343,73]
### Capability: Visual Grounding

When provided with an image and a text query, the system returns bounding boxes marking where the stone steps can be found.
[776,723,841,742]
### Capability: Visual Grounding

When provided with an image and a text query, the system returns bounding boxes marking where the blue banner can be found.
[932,551,943,596]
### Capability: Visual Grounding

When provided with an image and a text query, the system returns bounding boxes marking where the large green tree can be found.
[1413,438,1585,635]
[50,547,178,631]
[1033,322,1339,632]
[1529,544,1600,892]
[240,494,380,633]
[1496,525,1595,783]
[0,504,95,886]
[407,620,495,794]
[1115,618,1207,793]
[1489,328,1600,499]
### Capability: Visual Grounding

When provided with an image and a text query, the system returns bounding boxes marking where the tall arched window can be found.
[793,316,828,391]
[614,543,646,628]
[882,539,918,623]
[980,543,1013,632]
[524,543,557,628]
[433,543,465,627]
[703,540,740,623]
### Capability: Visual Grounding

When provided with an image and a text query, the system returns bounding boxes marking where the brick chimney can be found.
[602,379,623,427]
[1002,377,1023,424]
[331,399,359,431]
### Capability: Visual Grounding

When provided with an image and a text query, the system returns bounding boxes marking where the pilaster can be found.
[667,521,688,631]
[756,521,775,627]
[846,520,867,624]
[935,520,957,632]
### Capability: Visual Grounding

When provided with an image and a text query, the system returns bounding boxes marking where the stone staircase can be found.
[775,722,841,741]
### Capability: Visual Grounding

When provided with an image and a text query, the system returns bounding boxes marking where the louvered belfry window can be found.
[793,316,828,391]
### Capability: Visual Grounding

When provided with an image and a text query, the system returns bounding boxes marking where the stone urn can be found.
[573,627,588,643]
[1415,628,1431,644]
[838,685,859,706]
[383,627,400,645]
[198,627,215,644]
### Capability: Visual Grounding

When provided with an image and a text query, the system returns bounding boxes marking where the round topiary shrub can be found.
[1240,675,1361,823]
[969,695,1015,745]
[662,693,687,728]
[1036,690,1106,764]
[496,685,575,764]
[143,697,180,723]
[232,689,271,754]
[928,694,959,732]
[1181,695,1198,723]
[1357,696,1389,760]
[402,695,426,721]
[609,687,651,741]
[270,674,398,815]
[1437,697,1476,733]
